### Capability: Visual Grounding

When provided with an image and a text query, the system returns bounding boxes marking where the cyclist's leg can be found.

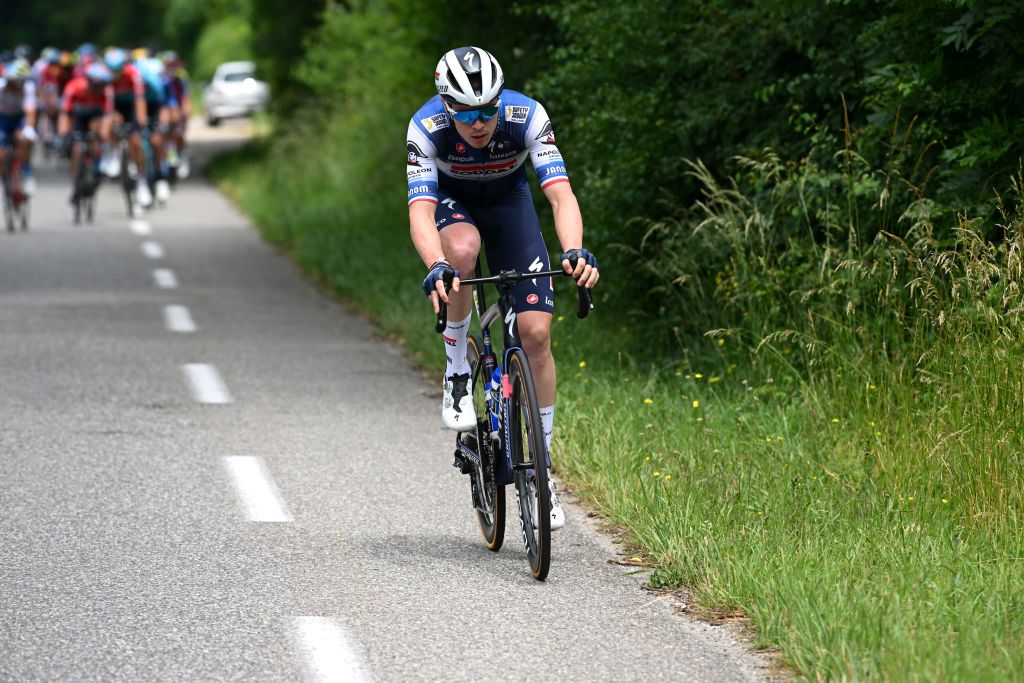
[436,199,481,321]
[476,184,556,408]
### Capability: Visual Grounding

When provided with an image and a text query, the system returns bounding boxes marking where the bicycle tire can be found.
[466,334,505,551]
[121,145,135,217]
[508,348,551,580]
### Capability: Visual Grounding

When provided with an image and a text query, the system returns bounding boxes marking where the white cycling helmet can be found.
[434,46,504,107]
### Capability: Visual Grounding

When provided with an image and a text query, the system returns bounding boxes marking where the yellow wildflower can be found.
[908,496,914,502]
[718,338,725,346]
[694,373,703,379]
[664,475,672,480]
[557,315,565,322]
[709,376,721,383]
[942,499,949,504]
[643,398,653,405]
[831,418,840,423]
[653,471,661,477]
[578,361,586,368]
[692,400,700,408]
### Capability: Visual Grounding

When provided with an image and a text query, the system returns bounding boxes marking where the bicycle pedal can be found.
[452,451,475,475]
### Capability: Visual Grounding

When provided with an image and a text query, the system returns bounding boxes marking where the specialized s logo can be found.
[407,140,427,167]
[535,120,556,145]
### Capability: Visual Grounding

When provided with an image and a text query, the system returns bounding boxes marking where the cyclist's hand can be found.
[560,248,600,288]
[21,125,37,143]
[423,259,460,314]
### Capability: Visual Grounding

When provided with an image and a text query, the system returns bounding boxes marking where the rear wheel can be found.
[466,334,505,551]
[508,349,550,580]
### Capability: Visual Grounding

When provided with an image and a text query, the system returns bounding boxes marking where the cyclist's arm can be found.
[407,119,457,306]
[23,81,38,128]
[527,103,598,287]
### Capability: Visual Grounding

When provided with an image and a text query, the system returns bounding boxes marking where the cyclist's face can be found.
[448,100,499,149]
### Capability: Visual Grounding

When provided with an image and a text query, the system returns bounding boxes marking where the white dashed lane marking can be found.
[291,617,371,682]
[222,456,292,522]
[130,220,152,235]
[164,305,197,333]
[153,269,178,289]
[142,241,165,259]
[183,363,232,404]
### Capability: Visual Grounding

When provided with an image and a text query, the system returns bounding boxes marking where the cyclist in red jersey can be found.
[102,48,148,183]
[59,63,113,202]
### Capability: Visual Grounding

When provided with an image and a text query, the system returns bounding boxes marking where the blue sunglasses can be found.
[447,103,500,125]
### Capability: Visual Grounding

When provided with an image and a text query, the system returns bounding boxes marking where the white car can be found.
[203,61,269,126]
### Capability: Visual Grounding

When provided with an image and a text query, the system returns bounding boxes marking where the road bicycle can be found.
[436,259,593,580]
[1,144,29,232]
[70,131,100,225]
[110,123,140,217]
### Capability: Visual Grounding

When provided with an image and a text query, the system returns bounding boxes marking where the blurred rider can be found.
[103,47,151,205]
[0,58,39,195]
[136,56,174,205]
[59,62,113,202]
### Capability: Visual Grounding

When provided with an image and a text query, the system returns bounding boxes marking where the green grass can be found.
[208,131,1024,680]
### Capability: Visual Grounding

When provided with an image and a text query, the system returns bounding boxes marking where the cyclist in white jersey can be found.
[0,59,39,195]
[408,46,600,529]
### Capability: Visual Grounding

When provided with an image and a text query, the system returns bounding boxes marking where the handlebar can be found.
[434,267,594,333]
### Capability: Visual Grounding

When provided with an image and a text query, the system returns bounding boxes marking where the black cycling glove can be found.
[559,248,599,271]
[422,260,459,296]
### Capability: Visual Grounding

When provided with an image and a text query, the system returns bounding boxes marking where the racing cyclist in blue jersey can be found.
[407,46,599,530]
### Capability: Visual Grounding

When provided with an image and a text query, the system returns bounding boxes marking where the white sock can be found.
[443,313,472,376]
[540,405,554,453]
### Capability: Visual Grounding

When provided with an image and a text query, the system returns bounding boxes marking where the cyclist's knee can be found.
[441,227,480,273]
[518,315,552,357]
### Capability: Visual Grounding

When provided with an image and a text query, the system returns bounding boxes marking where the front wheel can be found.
[508,348,550,580]
[467,334,505,551]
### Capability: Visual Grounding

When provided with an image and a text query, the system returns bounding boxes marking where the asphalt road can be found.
[0,120,773,682]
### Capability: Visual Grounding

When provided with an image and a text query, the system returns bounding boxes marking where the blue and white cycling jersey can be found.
[406,90,569,206]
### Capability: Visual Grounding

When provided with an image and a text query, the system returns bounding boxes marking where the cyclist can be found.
[58,62,113,203]
[407,46,599,529]
[161,51,192,179]
[0,58,39,195]
[136,56,173,205]
[103,47,151,204]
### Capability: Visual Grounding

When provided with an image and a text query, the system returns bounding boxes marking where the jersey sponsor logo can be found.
[441,198,457,209]
[449,158,518,176]
[407,140,427,166]
[447,155,474,162]
[505,105,529,123]
[455,142,466,153]
[535,120,556,144]
[526,293,539,305]
[452,213,465,219]
[545,297,554,307]
[534,148,561,160]
[421,112,449,131]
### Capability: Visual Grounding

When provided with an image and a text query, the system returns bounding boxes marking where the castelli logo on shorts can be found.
[455,142,466,153]
[527,293,539,305]
[452,213,465,219]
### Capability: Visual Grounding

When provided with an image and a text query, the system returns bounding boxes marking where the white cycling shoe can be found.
[103,154,121,178]
[442,371,475,432]
[22,175,36,196]
[530,477,565,530]
[155,179,171,204]
[136,180,153,208]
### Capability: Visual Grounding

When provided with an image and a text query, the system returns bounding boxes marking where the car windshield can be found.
[223,71,255,82]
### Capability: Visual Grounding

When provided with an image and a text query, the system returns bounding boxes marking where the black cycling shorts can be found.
[70,107,104,134]
[434,182,554,315]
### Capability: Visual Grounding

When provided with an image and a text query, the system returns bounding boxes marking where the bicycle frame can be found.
[451,266,592,492]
